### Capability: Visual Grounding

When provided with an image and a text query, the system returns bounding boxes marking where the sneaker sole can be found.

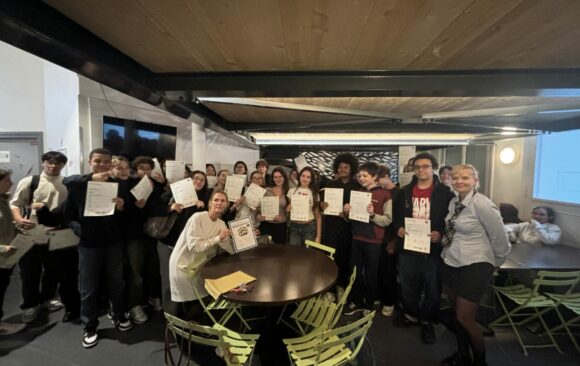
[343,309,366,316]
[82,337,98,349]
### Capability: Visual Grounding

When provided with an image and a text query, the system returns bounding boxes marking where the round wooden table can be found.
[199,244,338,306]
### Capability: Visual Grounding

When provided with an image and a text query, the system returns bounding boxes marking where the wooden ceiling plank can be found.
[443,0,578,69]
[407,0,524,69]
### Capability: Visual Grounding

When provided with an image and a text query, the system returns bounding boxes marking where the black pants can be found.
[379,250,398,306]
[19,245,57,309]
[50,247,80,313]
[126,237,161,308]
[323,220,352,288]
[349,239,383,307]
[260,221,287,244]
[0,267,13,319]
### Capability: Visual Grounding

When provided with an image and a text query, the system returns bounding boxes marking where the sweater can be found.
[505,221,562,246]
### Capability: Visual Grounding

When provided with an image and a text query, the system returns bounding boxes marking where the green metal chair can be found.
[305,240,336,259]
[164,312,259,366]
[186,254,251,331]
[282,310,376,366]
[286,267,356,335]
[490,270,580,355]
[546,292,580,353]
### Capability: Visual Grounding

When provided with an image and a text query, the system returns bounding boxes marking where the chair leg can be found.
[553,308,580,354]
[277,305,288,325]
[494,293,529,356]
[535,307,562,354]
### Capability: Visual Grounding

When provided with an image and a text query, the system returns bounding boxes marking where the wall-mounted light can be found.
[499,146,518,165]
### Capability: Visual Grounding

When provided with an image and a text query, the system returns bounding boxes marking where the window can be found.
[534,130,580,205]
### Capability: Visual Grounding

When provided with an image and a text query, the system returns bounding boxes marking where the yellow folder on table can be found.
[204,271,256,300]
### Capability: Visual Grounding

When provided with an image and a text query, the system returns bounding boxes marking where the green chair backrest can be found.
[305,240,336,260]
[185,254,220,324]
[330,266,356,329]
[315,310,376,364]
[532,271,580,298]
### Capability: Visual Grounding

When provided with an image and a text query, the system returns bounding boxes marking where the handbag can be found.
[144,213,178,239]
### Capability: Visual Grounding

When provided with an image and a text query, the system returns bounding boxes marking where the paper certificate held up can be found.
[228,217,258,253]
[404,217,431,254]
[170,178,198,208]
[349,191,372,223]
[260,196,279,220]
[290,194,310,221]
[165,160,185,184]
[244,183,266,209]
[130,175,153,202]
[84,181,118,217]
[225,175,245,202]
[323,188,343,216]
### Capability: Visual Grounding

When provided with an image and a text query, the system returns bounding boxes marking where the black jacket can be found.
[123,177,167,240]
[393,174,454,256]
[64,174,128,247]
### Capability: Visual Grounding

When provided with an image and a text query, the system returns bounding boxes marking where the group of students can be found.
[0,149,562,365]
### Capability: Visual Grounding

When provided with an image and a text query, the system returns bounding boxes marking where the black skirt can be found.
[442,262,495,303]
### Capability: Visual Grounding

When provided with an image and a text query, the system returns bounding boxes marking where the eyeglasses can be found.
[414,165,432,171]
[193,176,206,182]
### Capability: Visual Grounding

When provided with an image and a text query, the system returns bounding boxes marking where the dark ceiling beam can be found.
[148,69,580,98]
[0,0,258,148]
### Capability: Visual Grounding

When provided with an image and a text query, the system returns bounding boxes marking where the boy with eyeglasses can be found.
[392,152,454,345]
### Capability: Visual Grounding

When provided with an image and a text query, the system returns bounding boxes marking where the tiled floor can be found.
[1,271,579,365]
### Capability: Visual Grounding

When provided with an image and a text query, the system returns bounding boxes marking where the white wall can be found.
[205,129,260,172]
[0,41,81,174]
[491,136,580,248]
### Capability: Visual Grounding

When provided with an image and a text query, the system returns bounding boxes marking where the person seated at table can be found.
[168,191,234,321]
[440,164,511,366]
[505,206,562,246]
[286,167,321,245]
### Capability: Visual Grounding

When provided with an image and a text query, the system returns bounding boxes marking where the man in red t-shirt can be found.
[392,153,454,345]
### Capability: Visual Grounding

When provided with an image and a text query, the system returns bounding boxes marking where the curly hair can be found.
[332,153,358,177]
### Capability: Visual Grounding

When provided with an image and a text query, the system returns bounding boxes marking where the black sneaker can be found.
[392,311,418,328]
[421,322,436,344]
[82,330,98,349]
[113,317,133,332]
[440,351,472,366]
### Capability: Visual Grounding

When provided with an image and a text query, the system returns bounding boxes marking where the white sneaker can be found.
[130,305,148,324]
[381,305,394,317]
[0,322,26,335]
[21,306,39,323]
[43,299,64,312]
[148,297,162,312]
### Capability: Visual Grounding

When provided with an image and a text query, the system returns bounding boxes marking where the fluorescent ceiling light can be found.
[251,133,474,146]
[502,126,518,131]
[537,108,580,114]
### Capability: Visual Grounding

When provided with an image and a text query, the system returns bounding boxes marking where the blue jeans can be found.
[398,251,442,322]
[349,239,383,307]
[79,244,125,330]
[288,221,316,245]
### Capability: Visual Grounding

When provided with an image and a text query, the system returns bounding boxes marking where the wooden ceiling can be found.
[0,0,572,139]
[44,0,580,72]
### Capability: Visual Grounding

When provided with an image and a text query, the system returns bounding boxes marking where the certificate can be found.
[48,229,80,251]
[261,196,278,220]
[233,174,247,183]
[165,160,185,184]
[349,191,372,223]
[404,217,431,254]
[0,234,35,269]
[152,158,164,179]
[84,181,118,217]
[225,175,245,202]
[290,194,310,221]
[130,175,153,202]
[294,154,308,172]
[170,178,198,208]
[323,188,343,216]
[244,183,266,209]
[206,176,218,188]
[228,217,258,252]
